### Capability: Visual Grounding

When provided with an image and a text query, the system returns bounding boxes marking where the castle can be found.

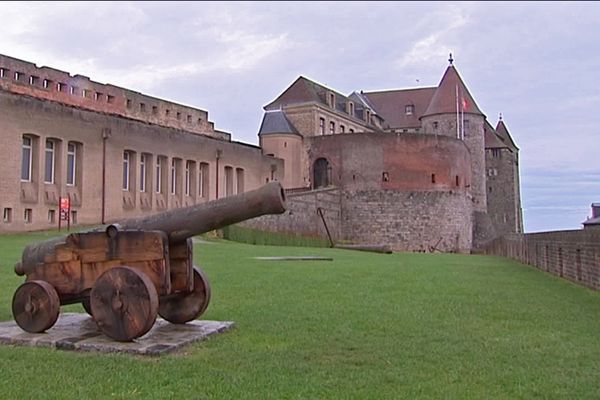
[0,53,522,252]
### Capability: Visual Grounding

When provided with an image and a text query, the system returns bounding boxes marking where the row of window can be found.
[1,66,203,128]
[2,207,77,225]
[21,136,80,186]
[122,151,245,198]
[318,118,356,135]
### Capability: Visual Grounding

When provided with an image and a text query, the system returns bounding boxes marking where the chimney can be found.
[592,203,600,219]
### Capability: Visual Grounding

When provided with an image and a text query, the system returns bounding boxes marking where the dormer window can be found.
[366,109,371,123]
[328,92,335,108]
[348,101,354,116]
[405,104,414,115]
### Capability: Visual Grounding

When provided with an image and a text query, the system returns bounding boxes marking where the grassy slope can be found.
[0,234,599,399]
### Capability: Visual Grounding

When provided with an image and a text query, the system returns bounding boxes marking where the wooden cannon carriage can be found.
[12,182,286,341]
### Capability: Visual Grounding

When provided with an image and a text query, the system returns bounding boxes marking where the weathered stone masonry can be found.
[484,230,600,291]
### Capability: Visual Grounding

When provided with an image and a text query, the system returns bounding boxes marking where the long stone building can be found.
[0,53,283,233]
[0,52,522,252]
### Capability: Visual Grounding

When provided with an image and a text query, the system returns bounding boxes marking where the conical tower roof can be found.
[422,63,484,118]
[495,117,519,151]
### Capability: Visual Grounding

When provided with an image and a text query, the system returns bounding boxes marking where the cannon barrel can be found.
[117,181,286,243]
[15,182,286,276]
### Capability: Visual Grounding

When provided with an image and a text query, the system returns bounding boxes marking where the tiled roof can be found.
[258,110,300,136]
[422,66,484,118]
[363,87,436,129]
[264,76,350,111]
[495,119,519,151]
[484,121,509,149]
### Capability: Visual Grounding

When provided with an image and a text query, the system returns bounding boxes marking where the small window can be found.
[14,71,23,81]
[140,103,146,112]
[349,128,354,133]
[455,175,460,187]
[94,92,102,101]
[165,109,170,117]
[123,151,131,190]
[71,210,78,224]
[152,106,158,115]
[197,118,202,125]
[319,118,325,135]
[29,76,39,86]
[126,99,132,108]
[170,159,178,195]
[67,142,77,186]
[70,86,76,95]
[43,79,52,89]
[21,136,33,182]
[44,139,56,184]
[348,102,354,116]
[140,154,147,193]
[405,105,414,115]
[382,172,389,182]
[329,93,335,108]
[107,94,115,104]
[177,112,181,120]
[3,208,12,223]
[82,89,88,98]
[57,82,66,92]
[187,115,192,123]
[0,68,5,78]
[329,121,335,134]
[433,121,439,130]
[48,209,56,224]
[431,174,436,184]
[340,125,345,134]
[24,208,32,224]
[492,149,501,158]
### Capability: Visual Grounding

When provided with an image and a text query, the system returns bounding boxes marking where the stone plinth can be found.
[0,313,234,356]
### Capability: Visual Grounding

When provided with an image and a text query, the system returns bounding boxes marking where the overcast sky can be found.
[1,1,598,233]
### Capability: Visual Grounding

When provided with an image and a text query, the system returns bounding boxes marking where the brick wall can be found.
[484,230,600,290]
[0,54,225,140]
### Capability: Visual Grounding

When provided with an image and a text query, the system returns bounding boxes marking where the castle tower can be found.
[258,109,302,188]
[485,116,523,234]
[420,57,487,213]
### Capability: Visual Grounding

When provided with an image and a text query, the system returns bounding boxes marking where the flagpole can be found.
[460,89,465,140]
[455,84,460,139]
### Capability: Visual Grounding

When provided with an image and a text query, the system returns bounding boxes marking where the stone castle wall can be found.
[342,190,472,253]
[484,229,600,290]
[243,187,473,253]
[242,187,342,242]
[485,147,522,235]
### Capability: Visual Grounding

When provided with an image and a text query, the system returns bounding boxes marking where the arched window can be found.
[313,158,331,189]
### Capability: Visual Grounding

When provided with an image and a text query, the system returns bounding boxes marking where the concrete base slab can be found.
[0,313,234,356]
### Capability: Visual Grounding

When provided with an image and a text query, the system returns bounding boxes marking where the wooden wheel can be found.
[12,280,60,333]
[159,266,211,324]
[90,266,158,342]
[81,297,93,317]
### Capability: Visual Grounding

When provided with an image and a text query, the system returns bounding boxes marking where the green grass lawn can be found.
[1,232,600,399]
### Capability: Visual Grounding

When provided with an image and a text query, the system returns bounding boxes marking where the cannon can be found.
[12,182,286,341]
